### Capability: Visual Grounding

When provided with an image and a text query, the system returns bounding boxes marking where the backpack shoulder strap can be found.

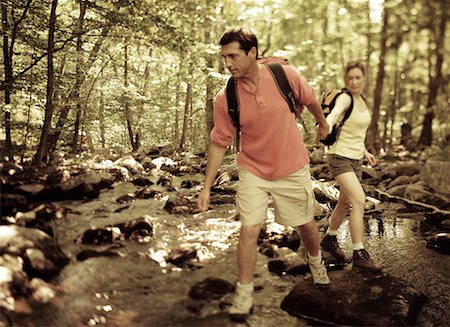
[265,62,298,113]
[226,77,240,149]
[339,88,354,127]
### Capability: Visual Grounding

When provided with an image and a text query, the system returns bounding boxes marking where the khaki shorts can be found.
[236,165,315,227]
[328,154,363,180]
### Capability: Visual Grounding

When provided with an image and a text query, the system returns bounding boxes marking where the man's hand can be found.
[317,122,330,140]
[197,188,211,212]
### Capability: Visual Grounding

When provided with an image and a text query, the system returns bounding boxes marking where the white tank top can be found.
[328,97,371,160]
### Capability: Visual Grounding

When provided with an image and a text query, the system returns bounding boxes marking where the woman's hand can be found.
[364,150,377,167]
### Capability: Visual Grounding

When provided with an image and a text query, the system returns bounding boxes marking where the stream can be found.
[7,179,450,327]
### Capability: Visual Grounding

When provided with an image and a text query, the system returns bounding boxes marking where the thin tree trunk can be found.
[1,1,13,161]
[72,0,87,154]
[367,1,389,152]
[418,0,447,146]
[33,0,58,165]
[123,43,137,151]
[180,63,193,150]
[48,23,112,153]
[99,92,105,148]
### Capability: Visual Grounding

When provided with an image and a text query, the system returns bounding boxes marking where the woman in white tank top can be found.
[319,61,382,272]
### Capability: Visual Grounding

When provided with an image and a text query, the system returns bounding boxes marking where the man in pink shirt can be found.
[197,27,330,320]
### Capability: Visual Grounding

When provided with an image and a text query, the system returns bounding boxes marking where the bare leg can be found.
[334,172,366,244]
[237,224,262,284]
[327,191,351,231]
[296,219,320,256]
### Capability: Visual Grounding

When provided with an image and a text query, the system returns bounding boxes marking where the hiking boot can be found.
[352,249,382,272]
[308,260,330,289]
[320,234,350,263]
[229,287,253,321]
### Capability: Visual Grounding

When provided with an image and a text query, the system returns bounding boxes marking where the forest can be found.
[1,1,450,326]
[0,0,449,164]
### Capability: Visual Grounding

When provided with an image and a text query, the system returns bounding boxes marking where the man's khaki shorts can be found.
[236,165,315,227]
[328,154,363,180]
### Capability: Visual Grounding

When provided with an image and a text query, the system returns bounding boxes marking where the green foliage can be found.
[1,0,448,158]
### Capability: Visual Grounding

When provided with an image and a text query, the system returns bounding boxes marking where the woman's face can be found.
[345,67,365,95]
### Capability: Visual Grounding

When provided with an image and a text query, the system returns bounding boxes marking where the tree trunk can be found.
[47,23,112,153]
[180,63,193,150]
[72,0,87,154]
[367,1,389,153]
[33,0,58,165]
[204,30,214,149]
[99,92,105,148]
[174,62,182,143]
[123,43,138,151]
[418,0,447,146]
[1,1,13,161]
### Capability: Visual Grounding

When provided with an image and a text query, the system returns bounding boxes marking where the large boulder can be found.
[281,270,427,326]
[420,160,450,195]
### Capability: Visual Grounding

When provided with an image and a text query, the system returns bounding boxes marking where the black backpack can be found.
[226,59,305,149]
[319,88,354,146]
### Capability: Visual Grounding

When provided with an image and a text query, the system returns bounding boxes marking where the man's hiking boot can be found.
[307,260,331,289]
[229,287,253,322]
[320,234,350,263]
[353,249,382,272]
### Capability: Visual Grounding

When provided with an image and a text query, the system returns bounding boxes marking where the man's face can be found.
[221,41,256,78]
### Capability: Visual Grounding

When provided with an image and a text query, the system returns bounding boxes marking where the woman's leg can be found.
[334,171,366,244]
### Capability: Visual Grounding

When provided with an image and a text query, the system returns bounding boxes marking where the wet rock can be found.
[116,193,136,204]
[0,193,28,216]
[76,248,121,261]
[387,175,420,189]
[420,160,450,195]
[381,162,422,179]
[281,270,427,326]
[361,166,380,180]
[164,195,197,214]
[404,182,450,209]
[56,171,115,200]
[114,155,145,174]
[188,277,234,300]
[131,176,154,187]
[134,187,164,200]
[113,216,154,241]
[0,226,69,278]
[267,247,308,276]
[29,278,55,304]
[157,173,173,188]
[425,232,450,255]
[77,227,121,245]
[181,180,201,189]
[167,248,198,268]
[24,248,58,278]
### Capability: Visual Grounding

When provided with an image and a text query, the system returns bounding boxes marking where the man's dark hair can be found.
[219,27,258,57]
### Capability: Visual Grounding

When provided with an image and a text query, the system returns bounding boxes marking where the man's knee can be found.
[295,219,316,234]
[240,224,262,243]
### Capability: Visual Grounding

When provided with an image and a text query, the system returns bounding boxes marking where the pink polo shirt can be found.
[210,64,317,180]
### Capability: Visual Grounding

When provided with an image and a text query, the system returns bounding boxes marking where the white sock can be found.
[326,228,338,236]
[236,281,254,293]
[307,251,322,266]
[353,243,364,251]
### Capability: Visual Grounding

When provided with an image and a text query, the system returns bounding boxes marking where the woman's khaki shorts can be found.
[236,165,315,227]
[328,154,363,180]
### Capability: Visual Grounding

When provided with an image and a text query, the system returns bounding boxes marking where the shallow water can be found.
[8,182,450,327]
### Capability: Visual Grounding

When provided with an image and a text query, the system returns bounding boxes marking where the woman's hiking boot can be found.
[320,234,350,263]
[352,249,382,272]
